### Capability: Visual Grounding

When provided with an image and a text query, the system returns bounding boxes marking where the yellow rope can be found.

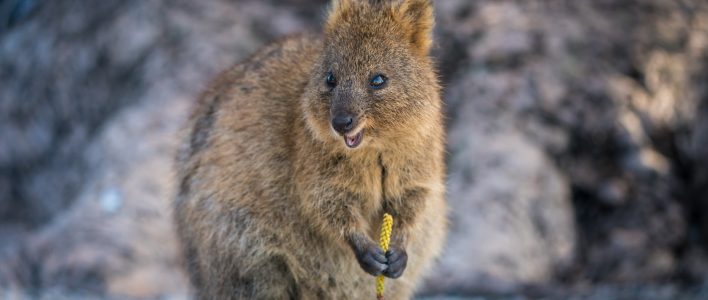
[376,213,393,300]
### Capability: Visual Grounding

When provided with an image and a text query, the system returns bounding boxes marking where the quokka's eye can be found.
[326,72,337,88]
[370,74,387,89]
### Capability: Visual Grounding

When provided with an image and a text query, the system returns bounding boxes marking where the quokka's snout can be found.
[332,113,364,149]
[331,113,356,135]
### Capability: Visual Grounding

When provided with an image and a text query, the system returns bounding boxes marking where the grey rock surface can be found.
[422,67,576,295]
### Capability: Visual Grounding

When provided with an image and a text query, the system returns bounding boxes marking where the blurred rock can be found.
[0,0,320,227]
[9,92,193,299]
[429,0,708,291]
[421,68,576,295]
[0,0,322,298]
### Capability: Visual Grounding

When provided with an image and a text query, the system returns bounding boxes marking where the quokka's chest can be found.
[333,154,414,206]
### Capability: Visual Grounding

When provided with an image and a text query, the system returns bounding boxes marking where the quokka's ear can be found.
[326,0,434,56]
[325,0,355,33]
[393,0,434,57]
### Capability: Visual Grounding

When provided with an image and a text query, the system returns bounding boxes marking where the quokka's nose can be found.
[331,114,355,135]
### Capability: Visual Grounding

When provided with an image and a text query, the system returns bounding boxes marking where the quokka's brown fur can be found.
[174,0,446,299]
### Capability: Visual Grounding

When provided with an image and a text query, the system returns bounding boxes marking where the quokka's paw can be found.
[354,241,388,276]
[383,245,407,279]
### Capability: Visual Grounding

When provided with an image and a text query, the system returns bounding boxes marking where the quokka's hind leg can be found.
[195,253,301,300]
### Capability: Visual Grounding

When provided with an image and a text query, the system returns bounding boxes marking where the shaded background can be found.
[1,0,707,299]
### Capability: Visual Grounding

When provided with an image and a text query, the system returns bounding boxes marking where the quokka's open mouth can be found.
[344,129,364,148]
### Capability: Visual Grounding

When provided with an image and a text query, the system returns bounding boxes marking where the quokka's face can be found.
[303,0,437,150]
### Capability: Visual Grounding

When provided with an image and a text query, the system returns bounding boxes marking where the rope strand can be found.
[376,213,393,300]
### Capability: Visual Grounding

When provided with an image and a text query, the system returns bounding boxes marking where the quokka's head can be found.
[303,0,440,150]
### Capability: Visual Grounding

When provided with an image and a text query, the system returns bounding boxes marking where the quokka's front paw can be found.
[353,241,388,276]
[383,245,407,278]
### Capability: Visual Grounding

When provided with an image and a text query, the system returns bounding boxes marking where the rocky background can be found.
[0,0,707,299]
